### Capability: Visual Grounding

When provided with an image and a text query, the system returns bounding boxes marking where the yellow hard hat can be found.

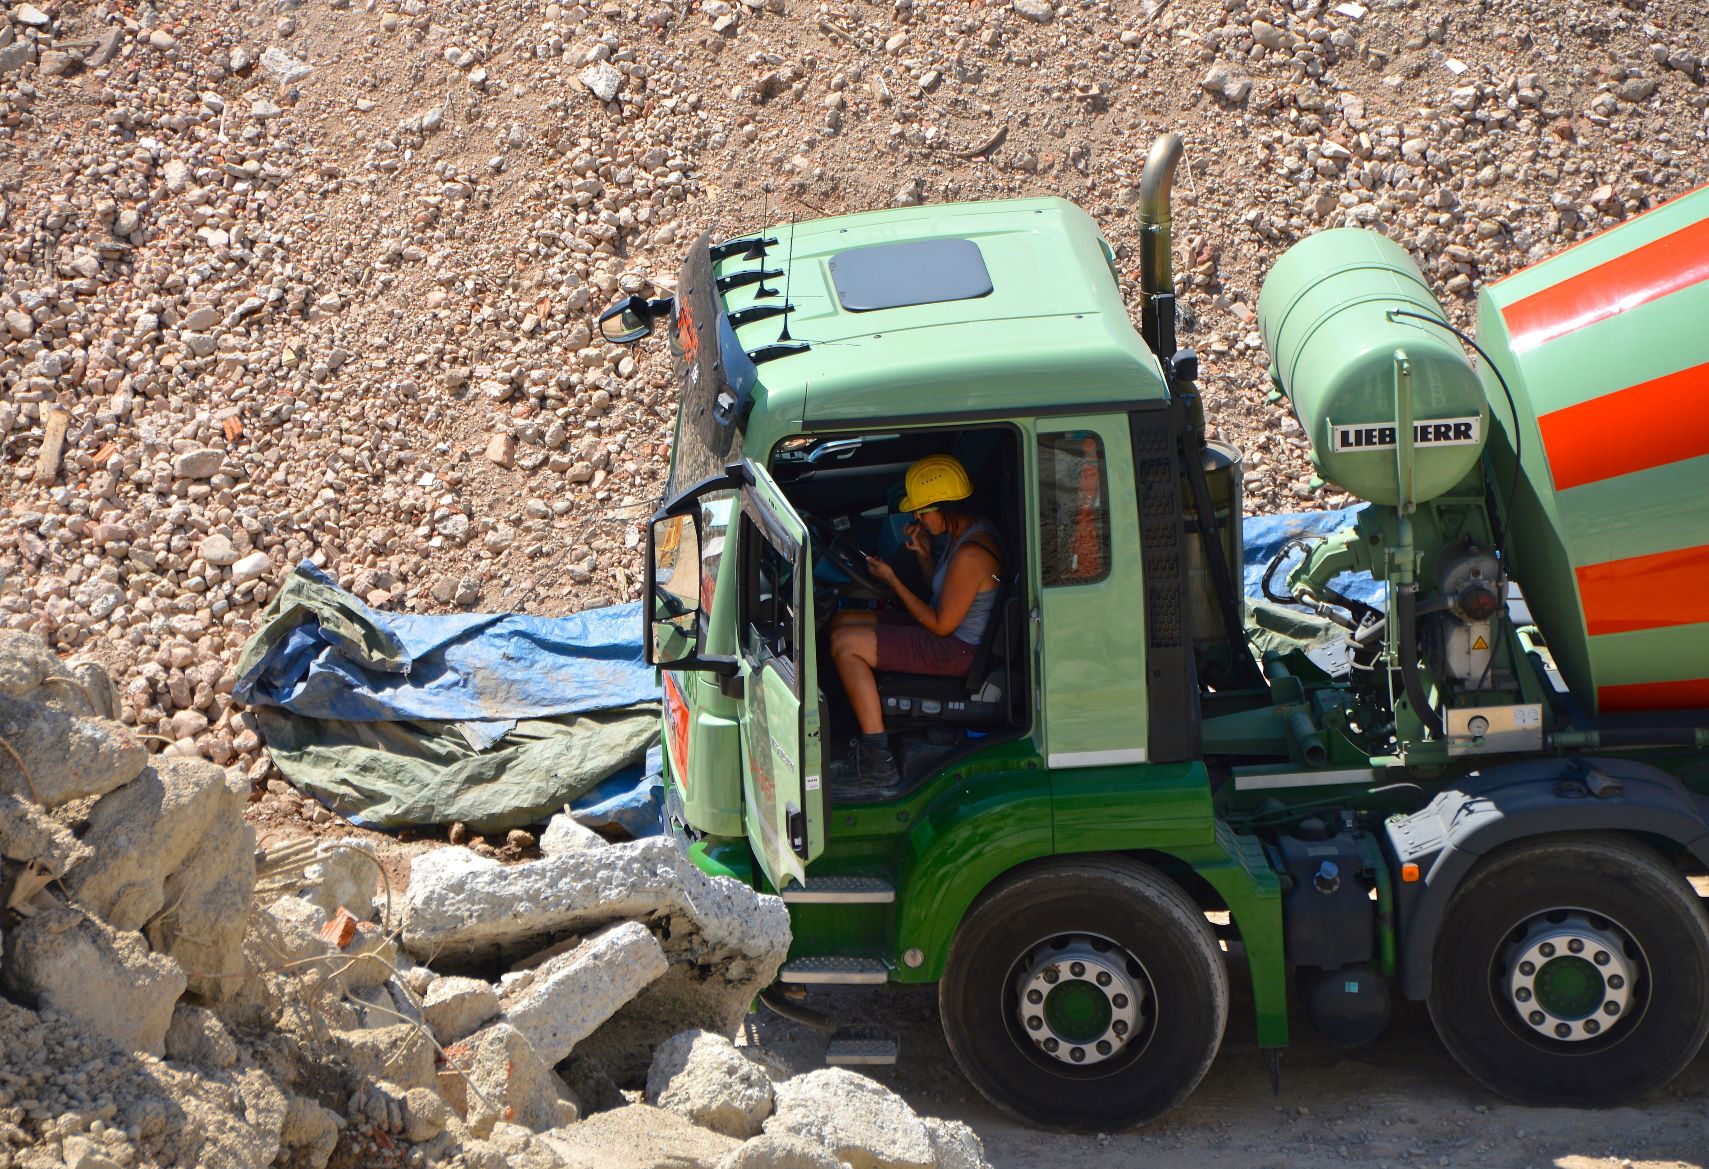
[899,454,973,513]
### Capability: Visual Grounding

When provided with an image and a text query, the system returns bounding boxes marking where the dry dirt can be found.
[5,0,1709,1163]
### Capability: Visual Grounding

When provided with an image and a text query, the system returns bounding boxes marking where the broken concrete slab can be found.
[422,974,501,1046]
[646,1029,774,1138]
[403,837,789,1075]
[147,814,255,1000]
[923,1118,991,1169]
[6,906,187,1057]
[0,789,84,874]
[501,921,668,1066]
[764,1069,936,1169]
[401,836,789,969]
[334,1023,438,1094]
[0,694,147,807]
[68,757,249,932]
[444,1022,577,1137]
[716,1133,845,1169]
[537,1103,741,1169]
[165,1002,239,1069]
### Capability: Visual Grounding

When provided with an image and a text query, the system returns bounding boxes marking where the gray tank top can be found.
[930,520,1003,645]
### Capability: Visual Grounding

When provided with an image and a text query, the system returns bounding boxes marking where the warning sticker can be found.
[1329,416,1481,453]
[1472,635,1489,651]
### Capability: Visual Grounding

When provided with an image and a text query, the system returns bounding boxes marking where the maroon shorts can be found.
[871,610,977,676]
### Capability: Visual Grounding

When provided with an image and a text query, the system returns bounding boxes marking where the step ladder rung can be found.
[780,876,896,904]
[779,956,890,985]
[826,1037,899,1067]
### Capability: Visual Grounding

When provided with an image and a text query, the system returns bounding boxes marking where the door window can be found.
[1038,431,1111,586]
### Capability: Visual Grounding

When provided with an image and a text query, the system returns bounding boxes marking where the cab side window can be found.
[1038,431,1111,587]
[739,514,798,685]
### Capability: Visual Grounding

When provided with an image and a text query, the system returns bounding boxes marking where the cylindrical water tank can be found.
[1257,230,1489,507]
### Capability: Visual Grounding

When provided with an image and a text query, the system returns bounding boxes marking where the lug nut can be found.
[1044,1038,1059,1053]
[1568,938,1584,954]
[1027,1016,1043,1031]
[1540,942,1556,958]
[1043,969,1059,984]
[1594,951,1610,967]
[1070,1047,1085,1062]
[1070,962,1086,977]
[1529,1011,1546,1026]
[1515,987,1532,1002]
[1112,994,1128,1009]
[1605,1001,1621,1016]
[1585,1019,1600,1035]
[1027,989,1043,1005]
[1607,974,1624,990]
[1113,1020,1128,1036]
[1555,1023,1572,1038]
[1096,971,1112,987]
[1097,1040,1112,1055]
[1519,961,1535,976]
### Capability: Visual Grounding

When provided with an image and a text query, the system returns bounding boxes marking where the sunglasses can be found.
[911,506,939,520]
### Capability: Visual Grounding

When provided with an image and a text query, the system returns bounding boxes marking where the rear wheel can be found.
[1427,834,1709,1106]
[939,858,1228,1130]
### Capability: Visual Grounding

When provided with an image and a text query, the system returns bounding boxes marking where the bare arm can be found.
[867,544,999,638]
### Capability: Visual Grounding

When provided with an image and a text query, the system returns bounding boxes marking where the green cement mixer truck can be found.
[599,134,1709,1129]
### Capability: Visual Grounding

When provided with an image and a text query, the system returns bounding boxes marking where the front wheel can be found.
[939,857,1228,1131]
[1428,834,1709,1106]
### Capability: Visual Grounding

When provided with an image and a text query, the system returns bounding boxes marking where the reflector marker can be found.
[1501,214,1709,352]
[1598,677,1709,712]
[1538,358,1709,491]
[1576,543,1709,636]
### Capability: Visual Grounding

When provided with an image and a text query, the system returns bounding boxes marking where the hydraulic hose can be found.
[1394,587,1444,740]
[758,987,838,1033]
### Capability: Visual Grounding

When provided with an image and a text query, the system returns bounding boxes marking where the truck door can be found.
[735,461,825,891]
[1035,417,1150,767]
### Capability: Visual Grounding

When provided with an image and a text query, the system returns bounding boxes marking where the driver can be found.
[828,454,1002,785]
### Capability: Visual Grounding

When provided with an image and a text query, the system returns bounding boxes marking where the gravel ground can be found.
[2,0,1708,1158]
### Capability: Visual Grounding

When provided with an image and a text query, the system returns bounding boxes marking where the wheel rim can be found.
[1011,934,1151,1067]
[1498,909,1644,1044]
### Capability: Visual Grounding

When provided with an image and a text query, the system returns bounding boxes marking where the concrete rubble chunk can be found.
[445,1022,577,1137]
[68,757,247,931]
[646,1029,774,1138]
[580,61,624,102]
[0,630,74,699]
[402,838,789,1061]
[5,907,187,1057]
[335,1023,438,1094]
[538,810,607,855]
[764,1069,936,1169]
[537,1103,741,1169]
[280,1095,341,1169]
[422,974,501,1046]
[715,1133,844,1169]
[0,790,84,873]
[147,813,255,1000]
[260,45,314,83]
[165,1001,238,1068]
[502,920,669,1065]
[923,1117,992,1169]
[0,694,147,807]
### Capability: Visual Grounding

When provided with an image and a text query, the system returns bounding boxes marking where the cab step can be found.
[825,1034,899,1067]
[779,876,896,905]
[779,956,890,985]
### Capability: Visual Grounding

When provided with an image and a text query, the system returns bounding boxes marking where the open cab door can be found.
[734,459,825,891]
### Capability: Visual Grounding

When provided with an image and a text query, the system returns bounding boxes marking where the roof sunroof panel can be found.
[829,238,993,312]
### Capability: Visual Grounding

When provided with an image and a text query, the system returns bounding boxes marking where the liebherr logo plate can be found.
[1330,416,1481,452]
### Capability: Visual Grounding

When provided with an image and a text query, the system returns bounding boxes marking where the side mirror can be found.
[650,616,695,666]
[600,294,657,344]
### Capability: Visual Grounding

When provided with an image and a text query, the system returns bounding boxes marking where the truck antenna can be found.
[776,213,798,341]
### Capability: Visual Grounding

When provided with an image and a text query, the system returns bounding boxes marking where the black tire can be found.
[1427,833,1709,1106]
[939,857,1228,1131]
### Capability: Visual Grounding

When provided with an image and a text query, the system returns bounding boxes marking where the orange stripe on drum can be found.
[1538,358,1709,491]
[1577,543,1709,636]
[1501,214,1709,352]
[1598,677,1709,712]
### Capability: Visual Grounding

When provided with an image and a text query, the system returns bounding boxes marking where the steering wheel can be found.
[804,515,890,595]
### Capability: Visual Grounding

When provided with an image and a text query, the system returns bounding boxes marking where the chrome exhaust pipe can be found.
[1137,132,1184,360]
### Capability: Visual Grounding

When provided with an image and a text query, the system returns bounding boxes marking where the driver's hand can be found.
[865,555,900,587]
[903,522,930,557]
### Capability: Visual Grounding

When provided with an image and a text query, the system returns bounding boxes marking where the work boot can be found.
[851,734,901,787]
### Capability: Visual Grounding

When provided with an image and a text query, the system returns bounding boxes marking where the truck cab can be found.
[604,146,1709,1130]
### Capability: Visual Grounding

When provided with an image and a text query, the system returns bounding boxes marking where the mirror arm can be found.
[656,465,748,518]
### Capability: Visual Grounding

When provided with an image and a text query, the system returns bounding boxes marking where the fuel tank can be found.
[1257,229,1488,507]
[1475,184,1709,712]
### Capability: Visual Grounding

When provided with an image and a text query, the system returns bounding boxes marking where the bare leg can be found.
[829,621,885,735]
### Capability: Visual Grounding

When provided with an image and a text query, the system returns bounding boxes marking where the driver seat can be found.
[876,570,1019,728]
